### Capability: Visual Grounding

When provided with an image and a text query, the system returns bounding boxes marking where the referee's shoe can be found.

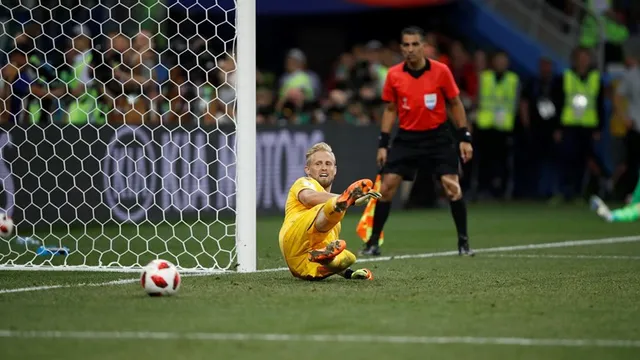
[360,237,475,256]
[458,236,475,256]
[359,243,381,256]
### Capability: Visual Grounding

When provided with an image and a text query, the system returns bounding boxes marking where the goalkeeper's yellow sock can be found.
[322,197,346,224]
[323,250,357,276]
[308,199,347,251]
[327,250,356,271]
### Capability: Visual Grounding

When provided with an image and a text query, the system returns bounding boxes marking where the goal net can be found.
[0,0,256,272]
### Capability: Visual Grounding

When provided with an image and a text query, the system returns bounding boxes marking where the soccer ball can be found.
[0,213,14,238]
[140,259,181,296]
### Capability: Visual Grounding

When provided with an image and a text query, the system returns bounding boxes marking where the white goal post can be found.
[235,0,257,273]
[0,0,257,273]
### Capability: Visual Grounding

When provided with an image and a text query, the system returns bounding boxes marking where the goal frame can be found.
[235,0,257,273]
[0,0,257,273]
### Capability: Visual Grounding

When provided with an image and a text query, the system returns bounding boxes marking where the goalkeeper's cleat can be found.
[308,239,346,263]
[335,179,374,212]
[351,268,374,280]
[458,236,475,256]
[590,195,613,222]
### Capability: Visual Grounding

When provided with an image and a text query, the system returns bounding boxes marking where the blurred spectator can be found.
[589,0,612,16]
[276,49,316,123]
[331,52,356,92]
[349,44,375,97]
[257,87,276,124]
[212,54,236,125]
[424,32,450,67]
[164,65,190,124]
[181,35,219,126]
[0,51,20,124]
[364,40,388,99]
[466,49,487,107]
[106,31,158,125]
[385,40,404,64]
[325,89,350,123]
[345,101,371,125]
[473,49,488,72]
[58,27,106,125]
[613,42,640,198]
[2,34,64,125]
[449,41,476,109]
[580,8,629,65]
[608,64,630,196]
[520,57,562,199]
[257,69,277,124]
[17,23,61,125]
[133,30,160,124]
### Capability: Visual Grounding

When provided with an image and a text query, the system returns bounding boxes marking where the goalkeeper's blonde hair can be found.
[305,142,334,165]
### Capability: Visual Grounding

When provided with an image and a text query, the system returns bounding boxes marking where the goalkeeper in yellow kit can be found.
[279,142,379,281]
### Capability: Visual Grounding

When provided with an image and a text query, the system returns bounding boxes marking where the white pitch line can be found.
[0,329,639,348]
[356,235,640,263]
[0,279,136,294]
[1,235,639,295]
[484,254,640,261]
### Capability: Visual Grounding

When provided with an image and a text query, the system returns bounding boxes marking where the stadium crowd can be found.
[0,0,638,204]
[0,23,237,127]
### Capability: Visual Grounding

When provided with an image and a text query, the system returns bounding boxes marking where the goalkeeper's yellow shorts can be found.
[279,204,347,280]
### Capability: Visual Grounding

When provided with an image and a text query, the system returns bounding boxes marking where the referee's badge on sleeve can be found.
[424,93,437,110]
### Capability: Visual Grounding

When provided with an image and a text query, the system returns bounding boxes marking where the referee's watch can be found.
[457,127,472,143]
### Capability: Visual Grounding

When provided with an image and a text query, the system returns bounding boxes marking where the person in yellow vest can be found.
[473,51,520,199]
[556,47,607,202]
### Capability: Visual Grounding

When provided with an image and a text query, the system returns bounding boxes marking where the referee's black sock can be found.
[368,200,391,246]
[449,198,468,241]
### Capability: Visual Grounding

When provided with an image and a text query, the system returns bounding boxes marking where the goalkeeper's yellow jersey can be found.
[281,176,342,237]
[279,176,342,264]
[283,177,325,223]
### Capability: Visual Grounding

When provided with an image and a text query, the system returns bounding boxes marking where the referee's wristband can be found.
[378,132,390,149]
[457,127,472,143]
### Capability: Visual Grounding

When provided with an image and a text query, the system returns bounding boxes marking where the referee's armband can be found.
[457,127,472,143]
[378,132,390,149]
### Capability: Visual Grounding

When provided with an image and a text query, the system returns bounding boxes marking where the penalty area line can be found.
[0,329,639,348]
[1,235,639,295]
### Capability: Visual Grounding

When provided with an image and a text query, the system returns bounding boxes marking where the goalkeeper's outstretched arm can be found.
[298,189,337,208]
[298,188,380,209]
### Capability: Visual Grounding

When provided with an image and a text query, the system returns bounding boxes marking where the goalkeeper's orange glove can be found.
[355,190,382,206]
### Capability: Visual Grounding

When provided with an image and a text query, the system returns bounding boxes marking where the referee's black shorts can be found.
[382,124,459,181]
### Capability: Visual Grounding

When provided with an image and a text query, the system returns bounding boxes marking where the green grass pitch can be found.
[0,202,639,360]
